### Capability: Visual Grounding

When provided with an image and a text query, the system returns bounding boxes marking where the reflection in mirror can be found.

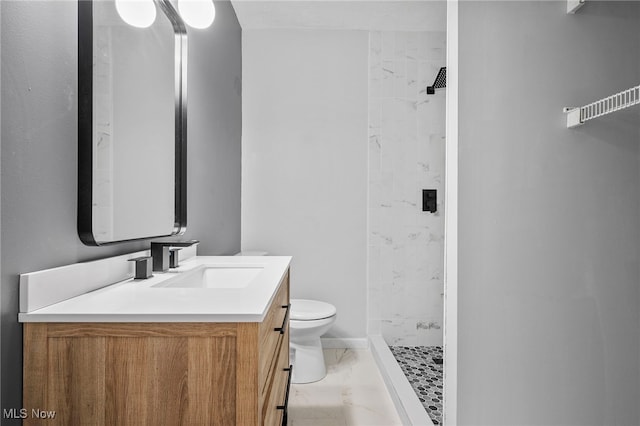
[78,0,187,245]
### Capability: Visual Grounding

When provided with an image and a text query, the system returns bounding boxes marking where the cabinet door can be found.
[24,323,238,426]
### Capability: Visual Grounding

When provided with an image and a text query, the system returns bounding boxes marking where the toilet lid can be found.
[290,299,336,321]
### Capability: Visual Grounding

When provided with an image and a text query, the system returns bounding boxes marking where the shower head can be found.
[427,67,446,95]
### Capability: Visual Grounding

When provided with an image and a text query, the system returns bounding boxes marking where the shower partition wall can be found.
[367,31,446,346]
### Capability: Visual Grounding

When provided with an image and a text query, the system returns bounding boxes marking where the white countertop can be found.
[18,256,291,323]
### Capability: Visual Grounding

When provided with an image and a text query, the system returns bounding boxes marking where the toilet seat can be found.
[290,299,336,321]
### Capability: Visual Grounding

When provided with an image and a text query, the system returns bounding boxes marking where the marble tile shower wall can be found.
[368,31,446,346]
[93,28,114,241]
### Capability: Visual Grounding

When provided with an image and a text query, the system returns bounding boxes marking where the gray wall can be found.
[242,30,369,341]
[183,1,241,255]
[458,1,640,425]
[0,0,241,419]
[0,1,3,411]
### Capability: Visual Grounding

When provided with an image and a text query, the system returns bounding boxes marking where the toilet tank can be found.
[234,251,268,256]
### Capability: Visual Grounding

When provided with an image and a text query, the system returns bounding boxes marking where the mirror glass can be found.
[78,0,187,245]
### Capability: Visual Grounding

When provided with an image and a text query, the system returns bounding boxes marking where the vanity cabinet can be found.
[23,271,291,426]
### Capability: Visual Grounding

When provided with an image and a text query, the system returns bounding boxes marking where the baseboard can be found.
[369,335,434,426]
[320,337,369,349]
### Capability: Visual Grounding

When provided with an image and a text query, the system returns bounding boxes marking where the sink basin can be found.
[152,265,264,289]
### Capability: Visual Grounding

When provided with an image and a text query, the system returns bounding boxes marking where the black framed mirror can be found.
[78,0,187,245]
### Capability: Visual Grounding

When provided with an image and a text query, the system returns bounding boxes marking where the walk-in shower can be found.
[368,29,446,426]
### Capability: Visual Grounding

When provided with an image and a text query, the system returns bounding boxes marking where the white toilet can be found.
[235,251,337,383]
[289,299,337,384]
[234,251,269,256]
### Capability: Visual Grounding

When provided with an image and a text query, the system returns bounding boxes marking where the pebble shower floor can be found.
[389,346,443,425]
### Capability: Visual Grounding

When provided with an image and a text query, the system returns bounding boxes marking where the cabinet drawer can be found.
[263,330,291,426]
[259,272,289,396]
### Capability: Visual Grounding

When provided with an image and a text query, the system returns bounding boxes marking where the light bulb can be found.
[115,0,157,28]
[178,0,215,29]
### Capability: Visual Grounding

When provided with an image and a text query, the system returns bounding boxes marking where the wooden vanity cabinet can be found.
[23,271,291,426]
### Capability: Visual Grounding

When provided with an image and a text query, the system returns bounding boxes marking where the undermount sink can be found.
[152,265,264,289]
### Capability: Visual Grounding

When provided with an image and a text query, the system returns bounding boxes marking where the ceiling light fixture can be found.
[177,0,216,29]
[115,0,215,29]
[115,0,157,28]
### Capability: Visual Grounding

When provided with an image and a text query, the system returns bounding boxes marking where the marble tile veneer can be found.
[368,31,446,346]
[287,348,402,426]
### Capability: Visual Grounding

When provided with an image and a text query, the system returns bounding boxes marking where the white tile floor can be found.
[287,348,403,426]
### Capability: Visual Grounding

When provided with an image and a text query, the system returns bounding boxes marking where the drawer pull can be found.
[277,365,293,426]
[274,304,290,335]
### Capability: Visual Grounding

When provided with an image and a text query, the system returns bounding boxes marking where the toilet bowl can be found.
[234,252,337,383]
[289,299,337,384]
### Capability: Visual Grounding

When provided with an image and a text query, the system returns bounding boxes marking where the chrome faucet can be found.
[150,240,199,272]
